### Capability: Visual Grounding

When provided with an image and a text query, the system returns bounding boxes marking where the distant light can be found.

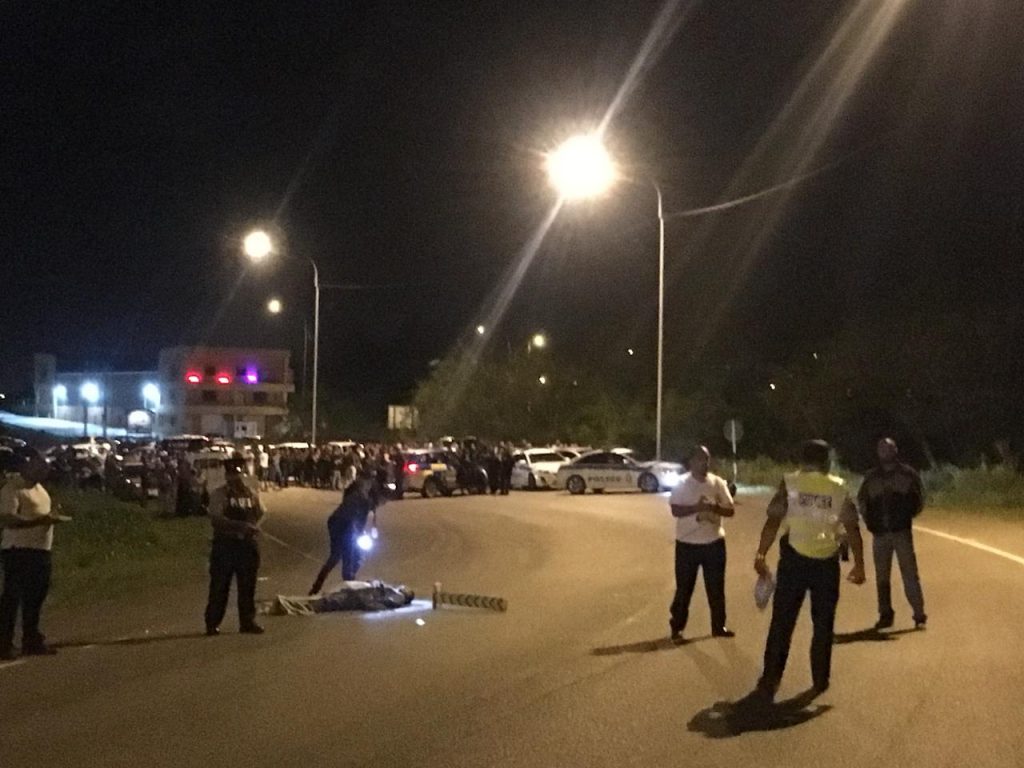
[215,374,232,385]
[476,325,486,335]
[80,381,101,404]
[545,134,617,200]
[627,348,635,356]
[415,618,426,627]
[267,298,282,314]
[52,384,68,401]
[185,372,202,384]
[769,382,777,391]
[142,383,160,406]
[531,333,547,349]
[812,352,819,360]
[538,375,548,385]
[244,369,259,384]
[243,230,273,261]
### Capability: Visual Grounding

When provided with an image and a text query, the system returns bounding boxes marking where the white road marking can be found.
[261,530,321,563]
[0,659,26,672]
[914,524,1024,568]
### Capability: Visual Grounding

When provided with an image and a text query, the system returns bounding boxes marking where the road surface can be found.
[2,487,1022,767]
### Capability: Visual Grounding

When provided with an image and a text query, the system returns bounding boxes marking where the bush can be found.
[923,465,1024,509]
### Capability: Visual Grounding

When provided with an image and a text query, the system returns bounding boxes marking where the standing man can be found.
[858,437,927,630]
[204,462,264,636]
[751,440,865,700]
[668,445,736,642]
[499,443,514,496]
[0,452,70,659]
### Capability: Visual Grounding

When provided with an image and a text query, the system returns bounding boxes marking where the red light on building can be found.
[185,372,202,384]
[215,374,232,385]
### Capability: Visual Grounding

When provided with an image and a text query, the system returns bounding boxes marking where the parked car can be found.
[554,449,683,495]
[510,448,571,490]
[401,449,487,498]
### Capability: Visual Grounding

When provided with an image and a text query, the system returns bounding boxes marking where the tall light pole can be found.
[546,133,667,460]
[245,230,322,445]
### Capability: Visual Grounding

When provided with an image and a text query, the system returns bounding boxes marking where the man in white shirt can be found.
[668,445,735,642]
[0,453,70,659]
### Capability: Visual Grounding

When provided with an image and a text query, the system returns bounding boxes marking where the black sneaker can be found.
[669,621,684,643]
[239,623,265,635]
[914,615,927,630]
[712,628,736,638]
[874,615,894,630]
[205,626,220,637]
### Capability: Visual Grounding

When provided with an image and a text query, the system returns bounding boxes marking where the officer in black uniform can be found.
[204,462,264,636]
[308,470,378,594]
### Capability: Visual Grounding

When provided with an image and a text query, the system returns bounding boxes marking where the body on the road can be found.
[0,453,70,659]
[204,464,265,636]
[309,472,380,594]
[858,437,927,630]
[751,439,865,700]
[668,445,735,642]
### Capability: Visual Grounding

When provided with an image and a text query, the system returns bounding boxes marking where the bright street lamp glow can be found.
[52,384,68,401]
[80,381,101,404]
[267,298,283,314]
[476,324,486,335]
[531,333,547,349]
[243,230,273,261]
[142,383,160,406]
[538,375,548,385]
[545,134,616,200]
[627,348,635,356]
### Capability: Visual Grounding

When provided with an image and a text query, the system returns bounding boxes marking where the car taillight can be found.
[404,462,418,473]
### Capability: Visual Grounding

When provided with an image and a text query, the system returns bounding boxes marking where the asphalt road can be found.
[3,486,1024,767]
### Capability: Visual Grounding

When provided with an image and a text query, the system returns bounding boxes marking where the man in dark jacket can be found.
[857,437,927,630]
[204,463,264,636]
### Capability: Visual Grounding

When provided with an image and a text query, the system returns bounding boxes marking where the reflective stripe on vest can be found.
[783,471,848,559]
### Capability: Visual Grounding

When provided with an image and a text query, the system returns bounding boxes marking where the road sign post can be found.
[723,418,744,484]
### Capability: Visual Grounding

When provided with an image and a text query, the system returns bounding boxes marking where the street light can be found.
[545,133,667,460]
[142,382,160,410]
[80,380,100,437]
[267,297,283,314]
[244,229,322,445]
[476,324,486,335]
[52,384,67,419]
[531,333,547,350]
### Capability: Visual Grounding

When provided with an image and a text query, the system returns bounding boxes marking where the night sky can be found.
[3,1,1022,413]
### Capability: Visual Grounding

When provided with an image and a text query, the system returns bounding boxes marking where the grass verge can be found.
[47,490,209,608]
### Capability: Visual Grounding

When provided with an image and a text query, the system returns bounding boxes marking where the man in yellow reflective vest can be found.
[751,439,865,701]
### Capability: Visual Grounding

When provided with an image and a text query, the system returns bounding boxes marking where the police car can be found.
[554,449,683,495]
[510,448,571,490]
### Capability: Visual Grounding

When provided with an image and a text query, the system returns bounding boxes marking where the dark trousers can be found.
[669,538,727,633]
[873,530,926,621]
[758,537,840,693]
[204,539,260,630]
[310,518,363,593]
[0,548,52,650]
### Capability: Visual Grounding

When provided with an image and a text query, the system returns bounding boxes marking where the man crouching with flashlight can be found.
[309,470,381,594]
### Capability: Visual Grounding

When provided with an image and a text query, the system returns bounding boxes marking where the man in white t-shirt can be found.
[0,453,70,659]
[668,445,735,642]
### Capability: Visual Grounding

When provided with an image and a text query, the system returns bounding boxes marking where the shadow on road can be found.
[834,627,919,645]
[591,634,712,656]
[54,632,209,650]
[688,688,831,738]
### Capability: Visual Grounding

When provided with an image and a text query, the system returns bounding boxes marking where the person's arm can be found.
[714,477,736,518]
[841,497,866,583]
[207,489,248,535]
[908,467,925,517]
[670,503,701,518]
[754,480,788,575]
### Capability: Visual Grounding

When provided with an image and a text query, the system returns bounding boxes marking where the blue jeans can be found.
[873,529,926,621]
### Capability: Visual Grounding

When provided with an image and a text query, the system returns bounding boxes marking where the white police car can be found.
[510,448,570,490]
[554,449,682,495]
